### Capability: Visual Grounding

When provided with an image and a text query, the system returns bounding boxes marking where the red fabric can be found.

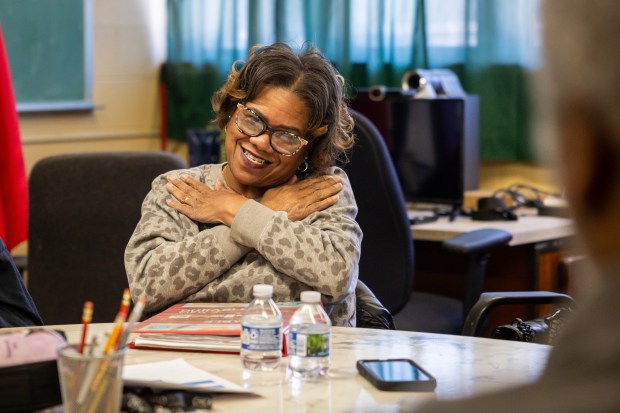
[0,25,28,250]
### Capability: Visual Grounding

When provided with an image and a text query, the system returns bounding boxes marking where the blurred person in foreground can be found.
[125,43,362,326]
[0,237,42,327]
[402,0,620,412]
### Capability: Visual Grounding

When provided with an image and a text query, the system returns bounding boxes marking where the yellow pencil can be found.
[101,289,132,354]
[82,314,124,406]
[102,312,124,355]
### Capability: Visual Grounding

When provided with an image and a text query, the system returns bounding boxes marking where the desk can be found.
[411,215,574,246]
[410,215,576,324]
[52,324,550,412]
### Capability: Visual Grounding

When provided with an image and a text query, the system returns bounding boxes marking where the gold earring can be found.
[224,114,232,133]
[298,158,309,173]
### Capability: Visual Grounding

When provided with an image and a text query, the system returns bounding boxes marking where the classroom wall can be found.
[479,161,560,194]
[17,0,188,176]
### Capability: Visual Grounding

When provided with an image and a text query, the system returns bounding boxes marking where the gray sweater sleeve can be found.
[230,167,362,305]
[124,165,251,314]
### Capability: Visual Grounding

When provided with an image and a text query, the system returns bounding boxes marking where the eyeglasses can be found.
[235,104,308,156]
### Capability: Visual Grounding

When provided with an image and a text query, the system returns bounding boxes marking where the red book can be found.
[130,302,301,354]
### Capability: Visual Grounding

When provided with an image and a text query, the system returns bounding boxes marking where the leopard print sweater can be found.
[124,163,362,326]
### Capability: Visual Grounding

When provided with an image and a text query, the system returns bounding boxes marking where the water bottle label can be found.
[290,331,330,357]
[241,325,282,352]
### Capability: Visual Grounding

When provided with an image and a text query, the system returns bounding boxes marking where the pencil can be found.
[117,296,145,349]
[118,288,131,318]
[101,288,131,354]
[76,358,100,405]
[78,301,93,354]
[103,312,125,355]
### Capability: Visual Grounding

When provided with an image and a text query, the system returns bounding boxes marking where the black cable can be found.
[507,183,562,198]
[493,183,564,210]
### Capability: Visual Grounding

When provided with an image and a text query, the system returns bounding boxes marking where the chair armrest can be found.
[442,229,513,317]
[355,280,395,330]
[461,291,576,337]
[442,228,512,255]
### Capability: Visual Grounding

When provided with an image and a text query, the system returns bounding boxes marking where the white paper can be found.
[123,358,250,393]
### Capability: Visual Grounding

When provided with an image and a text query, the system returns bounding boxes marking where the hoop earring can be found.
[298,158,309,173]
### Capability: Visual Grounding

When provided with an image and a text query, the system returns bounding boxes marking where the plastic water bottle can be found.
[287,291,331,378]
[240,284,283,371]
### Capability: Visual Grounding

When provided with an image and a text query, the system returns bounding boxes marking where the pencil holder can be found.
[56,344,126,413]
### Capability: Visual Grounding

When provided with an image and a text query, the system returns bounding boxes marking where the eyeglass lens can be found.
[237,108,303,155]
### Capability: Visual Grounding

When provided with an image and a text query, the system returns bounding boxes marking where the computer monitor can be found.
[392,98,465,209]
[349,90,479,213]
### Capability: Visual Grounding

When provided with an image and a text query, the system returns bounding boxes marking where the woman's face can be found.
[224,86,310,197]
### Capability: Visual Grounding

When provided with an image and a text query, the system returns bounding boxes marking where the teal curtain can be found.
[166,0,541,161]
[424,0,541,160]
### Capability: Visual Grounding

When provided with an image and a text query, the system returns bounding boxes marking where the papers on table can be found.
[123,358,251,393]
[132,333,240,353]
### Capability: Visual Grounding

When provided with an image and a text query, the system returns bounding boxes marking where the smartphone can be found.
[356,358,437,392]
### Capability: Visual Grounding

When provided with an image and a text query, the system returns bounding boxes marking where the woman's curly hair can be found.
[212,42,355,173]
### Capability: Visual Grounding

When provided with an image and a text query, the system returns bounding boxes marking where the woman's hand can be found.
[165,174,247,226]
[261,175,343,221]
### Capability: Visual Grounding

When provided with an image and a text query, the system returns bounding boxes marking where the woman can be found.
[125,43,362,326]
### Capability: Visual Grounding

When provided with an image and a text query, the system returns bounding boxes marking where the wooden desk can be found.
[51,323,550,412]
[410,215,576,324]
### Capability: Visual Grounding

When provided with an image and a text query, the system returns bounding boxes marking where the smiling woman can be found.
[124,43,362,327]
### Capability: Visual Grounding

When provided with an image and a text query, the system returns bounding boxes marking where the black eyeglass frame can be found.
[234,103,308,156]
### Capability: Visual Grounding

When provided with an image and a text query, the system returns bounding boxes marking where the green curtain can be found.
[424,0,540,161]
[165,0,541,161]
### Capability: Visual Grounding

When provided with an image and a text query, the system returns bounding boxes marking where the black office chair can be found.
[27,151,186,325]
[342,109,511,334]
[355,279,395,329]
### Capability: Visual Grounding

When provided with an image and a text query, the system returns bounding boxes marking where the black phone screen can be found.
[360,359,432,382]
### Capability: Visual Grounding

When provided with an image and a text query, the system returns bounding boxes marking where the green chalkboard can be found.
[0,0,92,112]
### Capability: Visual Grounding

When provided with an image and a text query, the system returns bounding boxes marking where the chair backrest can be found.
[340,109,414,314]
[28,151,186,324]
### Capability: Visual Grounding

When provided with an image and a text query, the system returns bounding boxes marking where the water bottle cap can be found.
[253,284,273,297]
[300,291,321,303]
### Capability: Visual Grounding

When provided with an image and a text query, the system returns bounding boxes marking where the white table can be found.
[55,324,550,412]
